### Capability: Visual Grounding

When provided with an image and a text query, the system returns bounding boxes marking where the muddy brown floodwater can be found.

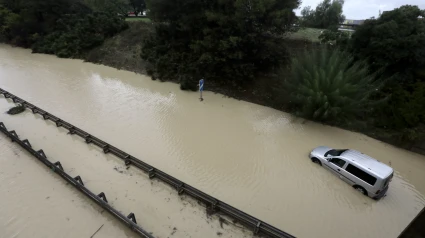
[1,44,425,238]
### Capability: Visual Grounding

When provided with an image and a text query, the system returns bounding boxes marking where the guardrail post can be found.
[127,213,137,224]
[22,139,32,147]
[85,135,92,144]
[12,98,22,104]
[37,149,47,158]
[103,144,110,153]
[207,200,219,215]
[177,183,185,195]
[56,120,62,127]
[9,130,18,142]
[254,222,261,235]
[148,168,155,179]
[212,200,218,211]
[68,126,76,135]
[42,113,49,120]
[53,161,64,171]
[98,192,108,203]
[74,175,84,186]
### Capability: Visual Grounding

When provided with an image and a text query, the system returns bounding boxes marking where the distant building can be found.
[339,19,365,30]
[127,11,147,17]
[337,28,355,33]
[343,19,365,25]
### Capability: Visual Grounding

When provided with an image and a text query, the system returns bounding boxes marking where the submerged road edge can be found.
[0,88,295,238]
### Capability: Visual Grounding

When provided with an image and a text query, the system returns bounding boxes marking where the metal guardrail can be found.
[0,88,295,238]
[0,122,153,238]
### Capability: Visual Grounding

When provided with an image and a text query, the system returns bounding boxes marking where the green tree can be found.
[319,29,350,46]
[142,0,300,85]
[83,0,130,16]
[283,48,383,122]
[300,6,315,26]
[350,5,425,132]
[300,0,345,29]
[350,5,425,81]
[0,5,18,41]
[129,0,146,15]
[0,0,23,13]
[1,0,128,56]
[377,82,425,129]
[300,6,314,19]
[32,11,128,58]
[0,0,78,46]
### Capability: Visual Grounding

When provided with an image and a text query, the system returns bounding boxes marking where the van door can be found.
[324,157,352,184]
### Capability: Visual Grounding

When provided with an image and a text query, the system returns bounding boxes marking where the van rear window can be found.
[346,164,377,186]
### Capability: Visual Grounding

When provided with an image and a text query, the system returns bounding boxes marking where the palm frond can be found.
[283,47,384,122]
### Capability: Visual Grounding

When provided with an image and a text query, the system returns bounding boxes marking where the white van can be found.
[309,146,393,200]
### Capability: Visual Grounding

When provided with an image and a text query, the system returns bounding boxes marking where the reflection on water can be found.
[1,44,425,238]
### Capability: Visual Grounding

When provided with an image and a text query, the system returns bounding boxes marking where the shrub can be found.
[179,75,198,91]
[318,29,350,47]
[283,47,384,123]
[0,5,21,42]
[32,12,128,58]
[1,1,128,57]
[375,81,425,129]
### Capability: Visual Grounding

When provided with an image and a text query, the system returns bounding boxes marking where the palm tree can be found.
[283,47,384,123]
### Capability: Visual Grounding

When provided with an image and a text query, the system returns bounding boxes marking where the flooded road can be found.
[1,44,425,238]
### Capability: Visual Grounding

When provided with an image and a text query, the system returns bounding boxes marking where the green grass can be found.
[125,17,151,22]
[286,28,324,42]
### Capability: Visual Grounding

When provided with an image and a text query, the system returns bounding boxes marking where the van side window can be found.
[329,158,346,168]
[346,164,377,186]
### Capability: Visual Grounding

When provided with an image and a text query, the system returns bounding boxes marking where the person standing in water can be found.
[198,78,204,101]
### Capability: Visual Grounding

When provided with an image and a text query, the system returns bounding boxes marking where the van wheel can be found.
[353,185,367,196]
[311,157,322,166]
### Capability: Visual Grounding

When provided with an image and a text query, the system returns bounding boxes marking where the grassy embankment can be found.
[84,21,153,74]
[285,28,323,42]
[125,17,151,22]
